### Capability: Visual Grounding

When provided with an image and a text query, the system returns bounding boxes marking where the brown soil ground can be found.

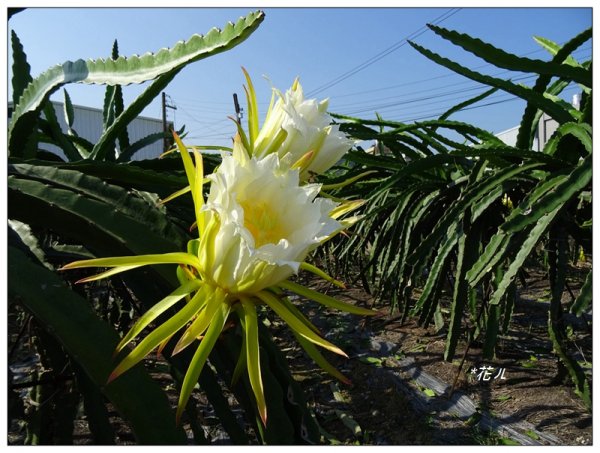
[276,265,592,445]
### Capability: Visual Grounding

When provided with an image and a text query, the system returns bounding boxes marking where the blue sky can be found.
[7,6,592,148]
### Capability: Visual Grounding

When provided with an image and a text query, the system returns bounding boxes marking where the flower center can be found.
[241,201,286,248]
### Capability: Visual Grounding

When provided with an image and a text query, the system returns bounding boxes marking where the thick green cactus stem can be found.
[8,10,265,157]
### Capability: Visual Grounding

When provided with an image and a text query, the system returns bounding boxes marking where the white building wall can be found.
[495,93,580,150]
[39,102,164,161]
[537,113,559,148]
[495,125,540,151]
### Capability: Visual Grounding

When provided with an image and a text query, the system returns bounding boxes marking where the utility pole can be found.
[161,92,177,152]
[232,93,242,125]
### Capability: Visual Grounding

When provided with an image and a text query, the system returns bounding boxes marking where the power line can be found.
[171,100,232,114]
[337,74,537,115]
[330,46,590,113]
[330,43,590,115]
[394,93,519,121]
[176,104,234,136]
[391,84,581,124]
[306,8,462,97]
[334,78,494,111]
[325,44,590,100]
[397,96,524,123]
[366,81,581,122]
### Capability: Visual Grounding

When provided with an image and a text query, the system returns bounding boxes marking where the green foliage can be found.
[325,26,591,407]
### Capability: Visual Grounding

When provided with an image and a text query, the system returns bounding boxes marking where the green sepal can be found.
[172,287,222,355]
[241,298,267,425]
[257,290,347,357]
[60,252,203,274]
[115,279,204,354]
[279,280,377,316]
[242,67,259,150]
[176,302,231,424]
[292,331,351,385]
[109,289,205,382]
[300,262,345,288]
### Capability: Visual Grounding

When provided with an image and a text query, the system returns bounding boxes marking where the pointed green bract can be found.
[115,279,204,354]
[173,287,223,355]
[232,120,252,152]
[176,302,231,424]
[160,185,192,205]
[230,305,248,386]
[329,199,366,220]
[277,295,321,335]
[279,280,376,316]
[173,133,197,196]
[75,265,142,283]
[299,262,345,288]
[192,149,206,234]
[320,171,377,191]
[292,331,351,385]
[257,290,347,357]
[241,299,267,425]
[291,150,314,171]
[60,252,203,273]
[109,290,205,382]
[242,67,259,149]
[260,127,288,158]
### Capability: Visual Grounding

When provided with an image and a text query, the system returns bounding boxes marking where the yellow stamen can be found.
[240,200,286,248]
